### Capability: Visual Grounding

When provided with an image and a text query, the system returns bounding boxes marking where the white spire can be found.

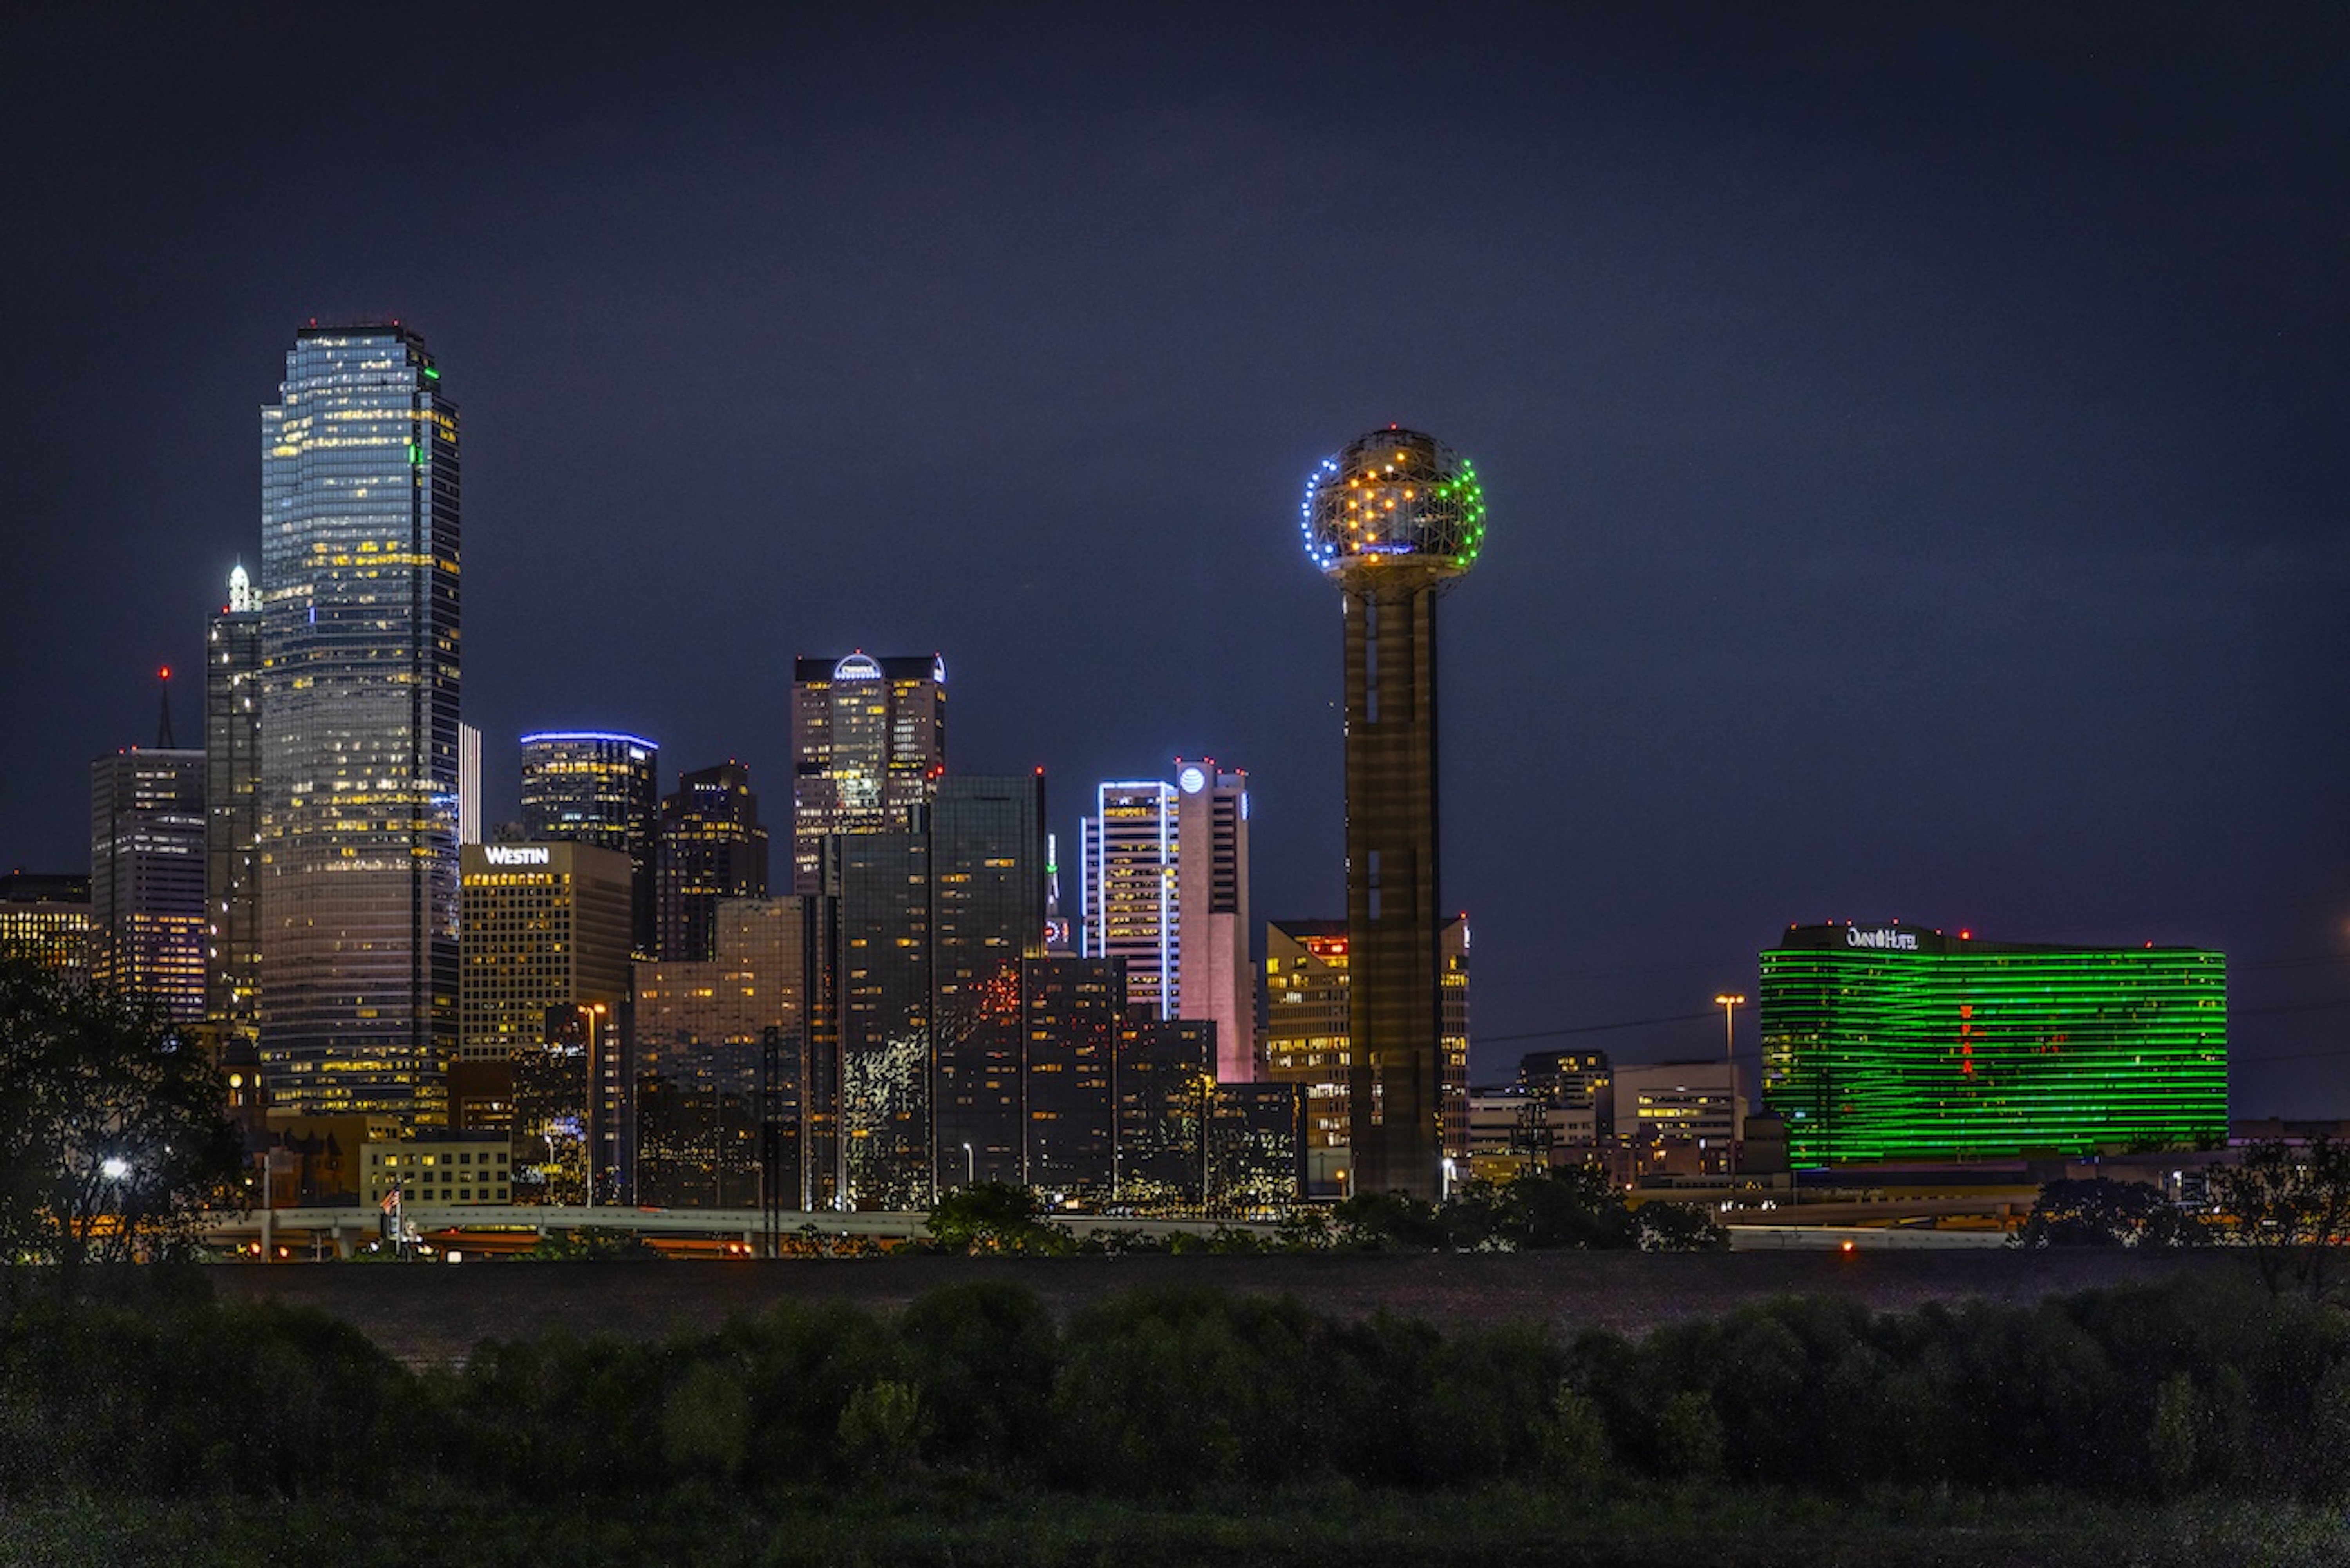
[228,562,254,613]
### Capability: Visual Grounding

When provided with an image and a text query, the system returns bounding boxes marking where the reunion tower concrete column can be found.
[1301,428,1486,1201]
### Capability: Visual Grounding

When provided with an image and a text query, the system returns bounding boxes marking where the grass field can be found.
[5,1485,2345,1568]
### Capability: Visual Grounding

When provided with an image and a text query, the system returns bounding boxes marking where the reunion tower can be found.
[1302,426,1487,1201]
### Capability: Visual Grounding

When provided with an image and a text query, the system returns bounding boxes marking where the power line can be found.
[1476,1010,1717,1047]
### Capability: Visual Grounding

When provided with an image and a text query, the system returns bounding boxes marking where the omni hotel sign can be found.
[483,845,551,866]
[1845,926,1920,951]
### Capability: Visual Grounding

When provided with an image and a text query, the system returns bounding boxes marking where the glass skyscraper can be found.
[656,761,769,961]
[790,653,947,895]
[258,323,461,1125]
[90,745,208,1020]
[521,731,661,958]
[205,564,263,1034]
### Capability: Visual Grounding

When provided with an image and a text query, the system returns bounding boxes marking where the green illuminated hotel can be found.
[1760,924,2226,1165]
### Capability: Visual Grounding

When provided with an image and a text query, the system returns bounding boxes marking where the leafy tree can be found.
[519,1226,661,1261]
[2209,1137,2350,1300]
[2016,1177,2207,1248]
[0,955,245,1289]
[925,1180,1071,1254]
[1497,1166,1641,1250]
[1330,1189,1449,1251]
[1632,1198,1732,1252]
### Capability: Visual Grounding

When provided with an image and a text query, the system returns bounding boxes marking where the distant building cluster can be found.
[7,327,2234,1223]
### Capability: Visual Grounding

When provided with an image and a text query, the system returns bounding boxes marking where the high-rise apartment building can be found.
[205,564,262,1033]
[258,322,461,1125]
[90,745,207,1019]
[789,653,946,894]
[521,731,660,958]
[656,761,768,961]
[1301,427,1486,1199]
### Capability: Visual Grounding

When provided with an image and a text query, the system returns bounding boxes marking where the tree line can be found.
[5,1269,2349,1506]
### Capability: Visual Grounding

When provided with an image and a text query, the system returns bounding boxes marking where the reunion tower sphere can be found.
[1300,425,1488,585]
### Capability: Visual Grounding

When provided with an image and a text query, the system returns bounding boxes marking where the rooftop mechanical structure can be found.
[1302,427,1485,1200]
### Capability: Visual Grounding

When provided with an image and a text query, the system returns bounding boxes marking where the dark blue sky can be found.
[4,4,2344,1111]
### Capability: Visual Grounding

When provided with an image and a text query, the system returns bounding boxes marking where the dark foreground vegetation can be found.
[5,1266,2350,1563]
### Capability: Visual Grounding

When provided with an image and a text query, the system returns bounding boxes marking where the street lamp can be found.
[1714,994,1745,1183]
[962,1141,974,1187]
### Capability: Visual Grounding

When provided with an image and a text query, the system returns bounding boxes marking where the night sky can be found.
[5,5,2344,1112]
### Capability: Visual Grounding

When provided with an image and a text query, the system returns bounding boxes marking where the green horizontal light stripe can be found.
[1759,946,2226,1164]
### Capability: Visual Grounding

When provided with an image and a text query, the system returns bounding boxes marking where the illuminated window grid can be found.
[1761,944,2226,1164]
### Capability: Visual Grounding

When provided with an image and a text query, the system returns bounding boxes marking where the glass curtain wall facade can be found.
[90,748,207,1019]
[827,773,1043,1208]
[630,897,827,1210]
[258,323,461,1125]
[205,566,263,1033]
[790,653,947,895]
[1759,923,2228,1164]
[656,761,769,961]
[521,731,661,958]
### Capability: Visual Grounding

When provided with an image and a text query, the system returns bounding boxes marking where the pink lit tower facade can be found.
[1301,427,1486,1201]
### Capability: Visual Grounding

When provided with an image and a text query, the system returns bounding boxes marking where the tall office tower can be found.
[1081,781,1177,1015]
[521,731,661,958]
[1264,914,1469,1197]
[1173,759,1253,1082]
[632,897,830,1208]
[1301,426,1486,1201]
[0,872,94,972]
[457,841,634,1064]
[1017,956,1121,1194]
[789,653,947,894]
[457,723,483,846]
[459,841,632,1195]
[1262,919,1352,1194]
[828,773,1043,1208]
[1115,1011,1216,1203]
[656,761,769,961]
[205,565,263,1032]
[1081,763,1255,1079]
[258,322,461,1125]
[90,743,208,1019]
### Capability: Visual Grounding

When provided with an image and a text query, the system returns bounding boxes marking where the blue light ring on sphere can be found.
[1302,427,1486,582]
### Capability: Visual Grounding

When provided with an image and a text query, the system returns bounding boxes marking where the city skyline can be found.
[3,7,2342,1113]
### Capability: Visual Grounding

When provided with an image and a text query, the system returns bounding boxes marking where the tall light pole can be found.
[1714,994,1745,1182]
